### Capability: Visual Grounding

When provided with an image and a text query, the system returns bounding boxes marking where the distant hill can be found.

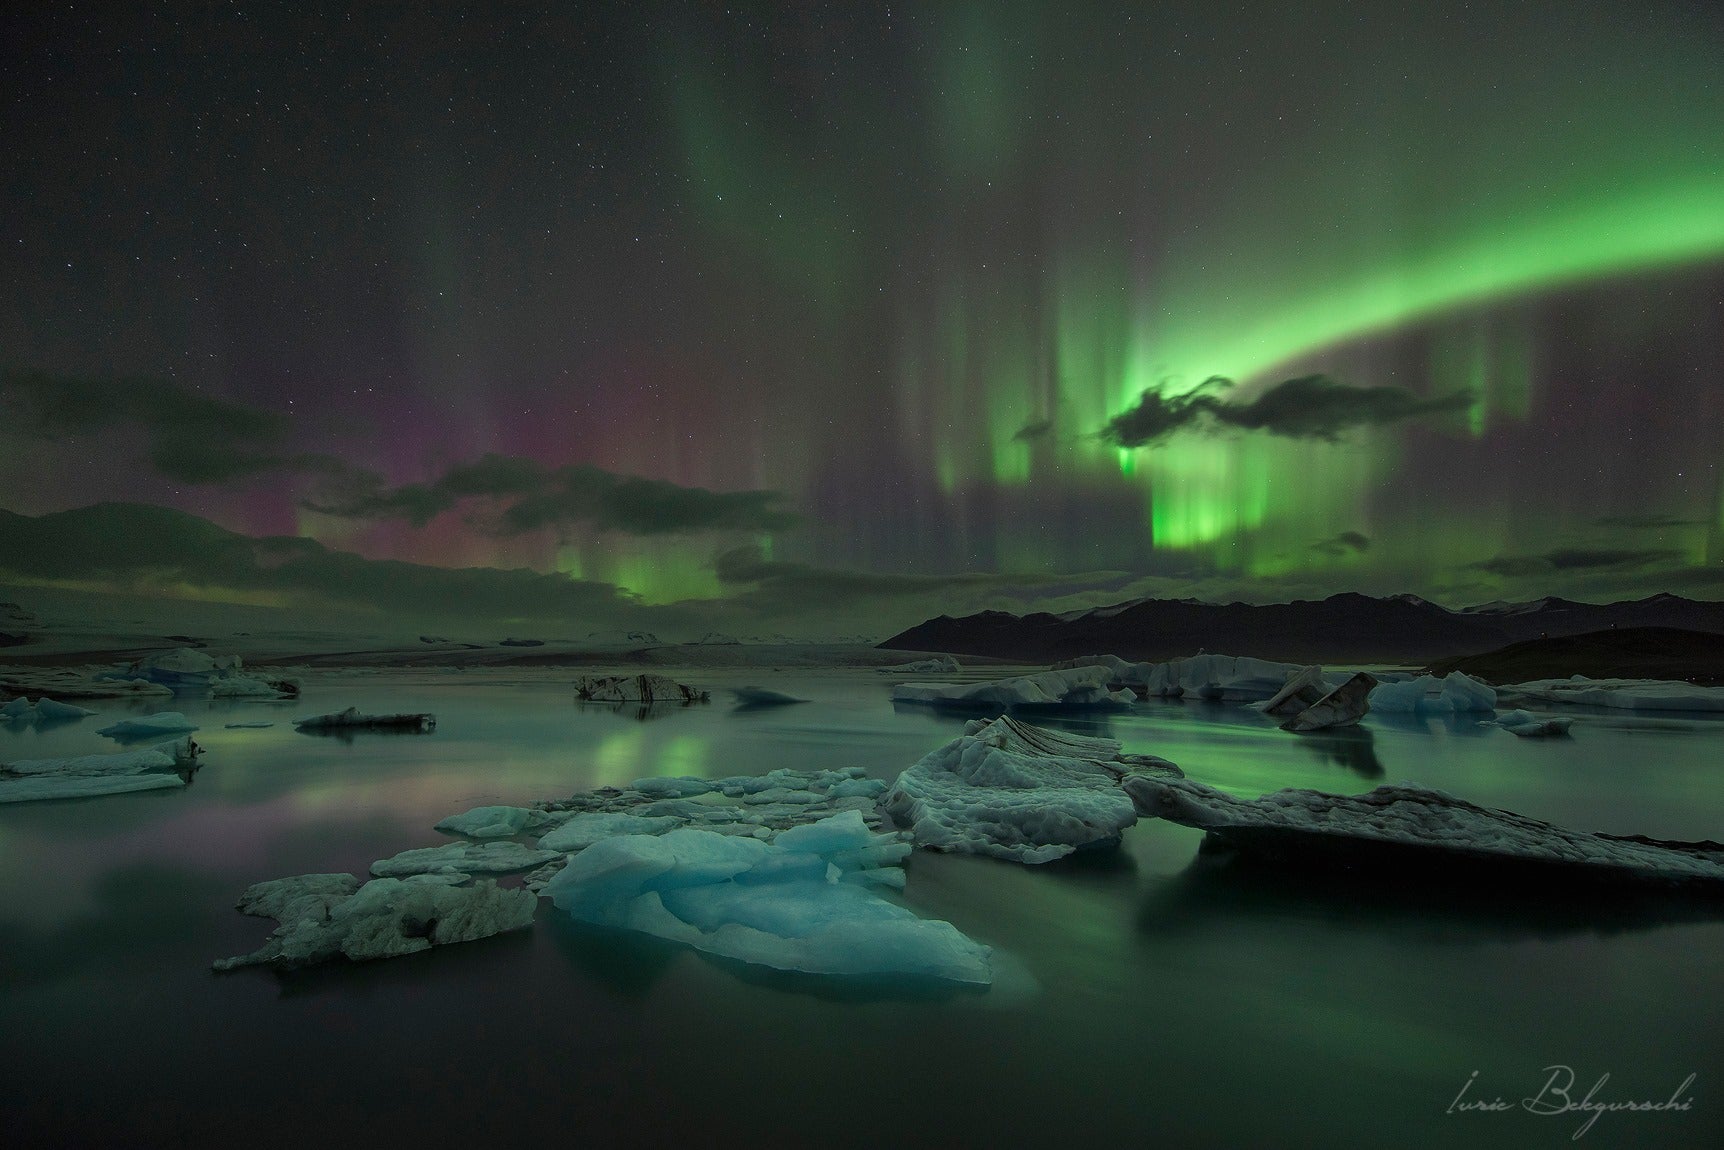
[878,592,1724,665]
[1427,627,1724,685]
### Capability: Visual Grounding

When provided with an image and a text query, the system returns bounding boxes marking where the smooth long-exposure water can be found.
[3,667,1720,1148]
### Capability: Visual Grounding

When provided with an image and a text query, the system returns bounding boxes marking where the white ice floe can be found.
[369,840,559,878]
[213,872,537,970]
[1367,672,1496,713]
[1489,709,1574,738]
[0,737,200,804]
[95,711,198,739]
[575,674,709,704]
[881,714,1180,863]
[1121,775,1724,886]
[878,655,961,675]
[1501,677,1724,712]
[892,665,1135,711]
[544,810,991,984]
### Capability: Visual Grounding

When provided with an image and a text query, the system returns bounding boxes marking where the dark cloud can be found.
[1099,374,1475,448]
[1311,530,1372,557]
[305,453,797,536]
[0,502,670,624]
[1012,418,1054,442]
[1470,547,1685,577]
[1594,514,1706,530]
[0,370,344,485]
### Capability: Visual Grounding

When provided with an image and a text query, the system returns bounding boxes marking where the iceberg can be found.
[892,665,1136,711]
[1122,775,1724,888]
[576,674,709,704]
[543,811,991,984]
[2,696,100,726]
[434,805,537,839]
[1254,665,1330,717]
[1367,672,1496,713]
[213,872,536,971]
[1,737,200,804]
[96,711,198,740]
[1280,672,1379,732]
[1501,677,1724,712]
[293,707,436,732]
[881,714,1180,863]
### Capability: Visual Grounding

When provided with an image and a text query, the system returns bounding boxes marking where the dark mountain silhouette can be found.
[878,593,1724,665]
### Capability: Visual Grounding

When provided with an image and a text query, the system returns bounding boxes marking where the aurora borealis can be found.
[2,1,1722,633]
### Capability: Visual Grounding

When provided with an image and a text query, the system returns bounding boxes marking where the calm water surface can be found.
[2,666,1721,1148]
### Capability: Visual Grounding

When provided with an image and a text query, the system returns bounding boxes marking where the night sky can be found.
[3,2,1723,634]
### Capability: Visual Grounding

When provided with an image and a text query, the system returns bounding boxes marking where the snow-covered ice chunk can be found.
[1122,775,1724,887]
[369,840,558,878]
[434,805,537,839]
[892,666,1136,711]
[881,714,1179,863]
[544,811,989,984]
[213,872,536,970]
[1502,677,1724,712]
[538,812,683,851]
[96,711,198,740]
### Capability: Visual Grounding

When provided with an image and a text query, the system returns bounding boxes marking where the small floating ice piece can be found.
[213,872,536,970]
[878,655,961,675]
[293,706,436,732]
[223,721,275,729]
[1,737,200,803]
[881,714,1180,863]
[369,840,558,878]
[1491,709,1573,738]
[35,698,99,721]
[96,711,198,740]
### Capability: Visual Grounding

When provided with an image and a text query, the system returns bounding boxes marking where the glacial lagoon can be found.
[3,667,1720,1148]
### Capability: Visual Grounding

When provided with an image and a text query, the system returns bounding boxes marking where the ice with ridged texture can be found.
[369,840,558,877]
[1280,672,1378,732]
[892,666,1136,711]
[1368,673,1496,713]
[434,805,535,839]
[1502,677,1724,712]
[1122,774,1724,886]
[1,737,200,803]
[213,872,537,970]
[881,714,1180,863]
[538,812,683,851]
[96,711,198,740]
[544,810,989,984]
